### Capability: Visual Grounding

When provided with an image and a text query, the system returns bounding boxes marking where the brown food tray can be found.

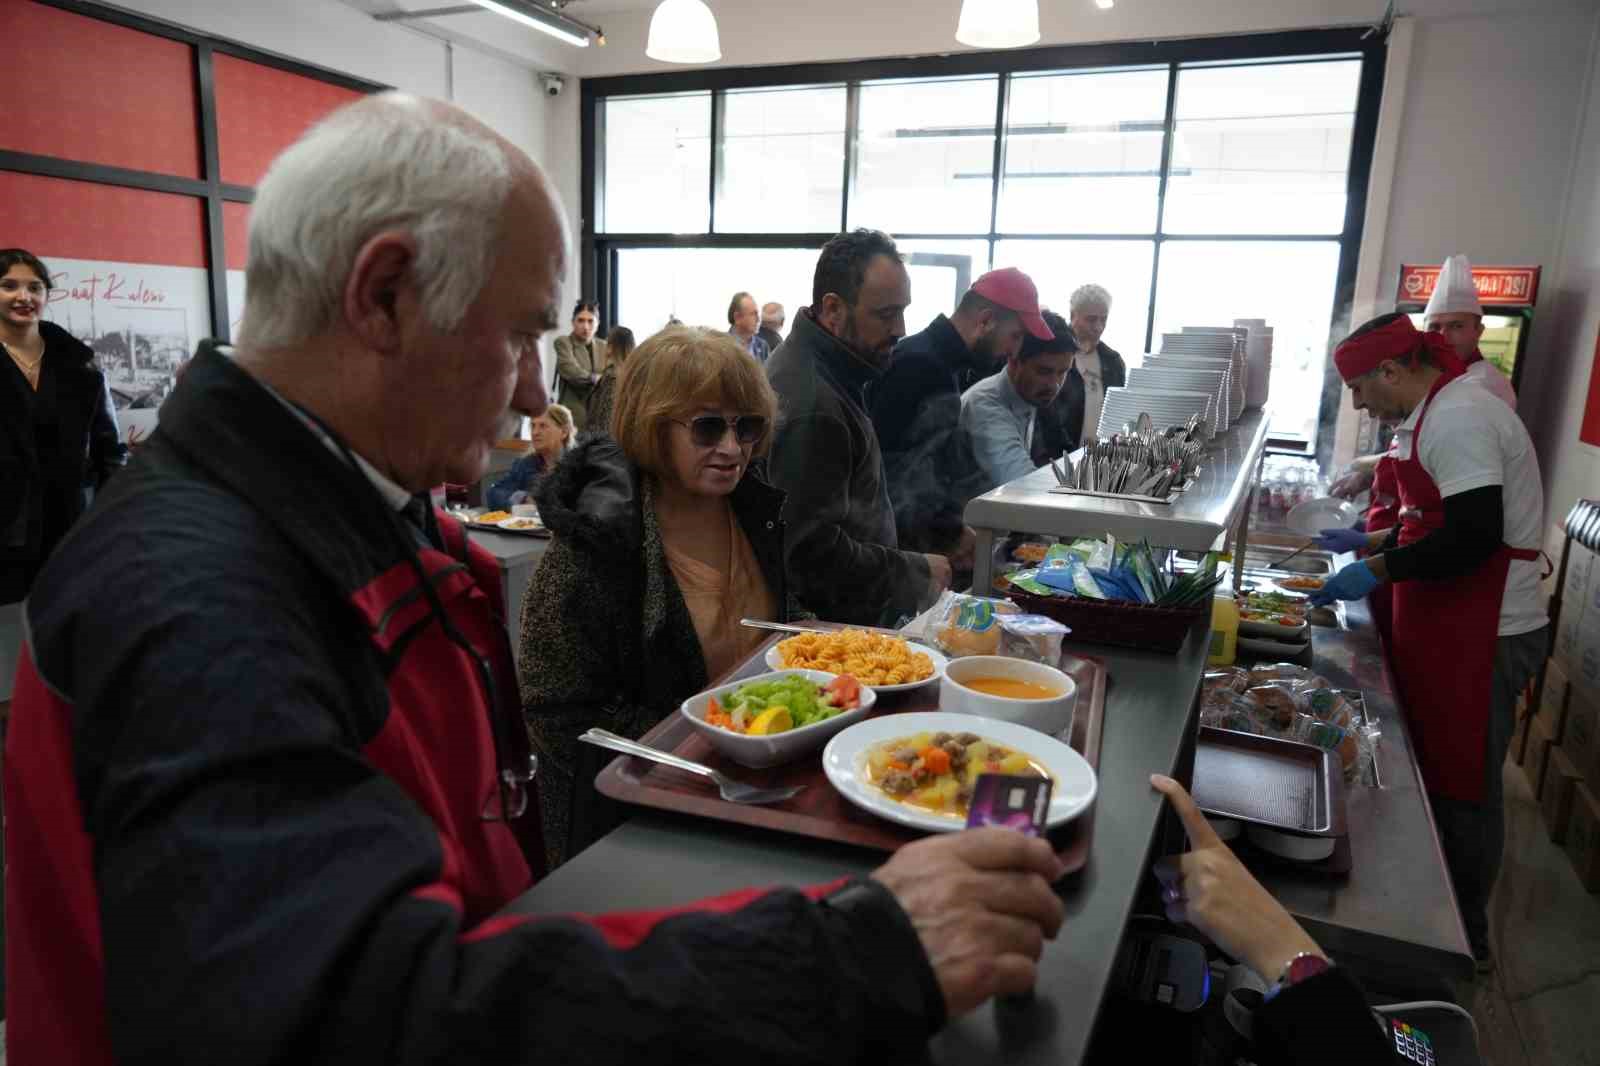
[594,628,1108,874]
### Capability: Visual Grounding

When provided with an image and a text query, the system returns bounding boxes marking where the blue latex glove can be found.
[1310,560,1379,606]
[1315,526,1371,554]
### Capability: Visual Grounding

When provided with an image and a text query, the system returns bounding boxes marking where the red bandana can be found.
[1333,316,1466,382]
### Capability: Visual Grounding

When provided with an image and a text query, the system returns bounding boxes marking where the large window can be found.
[586,31,1381,450]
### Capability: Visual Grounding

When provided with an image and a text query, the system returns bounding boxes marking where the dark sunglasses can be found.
[673,415,767,447]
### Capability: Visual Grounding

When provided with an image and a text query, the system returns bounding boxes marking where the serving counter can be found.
[966,409,1273,594]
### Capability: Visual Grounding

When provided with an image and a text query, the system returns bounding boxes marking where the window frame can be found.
[0,0,384,341]
[583,29,1386,452]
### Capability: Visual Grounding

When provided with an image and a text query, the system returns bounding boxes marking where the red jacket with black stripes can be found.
[4,344,944,1065]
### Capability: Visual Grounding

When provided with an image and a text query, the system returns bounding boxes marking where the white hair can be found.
[239,92,517,351]
[1070,283,1112,314]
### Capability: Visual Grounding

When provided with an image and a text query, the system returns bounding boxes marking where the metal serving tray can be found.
[1193,726,1348,837]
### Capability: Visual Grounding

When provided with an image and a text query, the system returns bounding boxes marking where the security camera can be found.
[542,74,564,98]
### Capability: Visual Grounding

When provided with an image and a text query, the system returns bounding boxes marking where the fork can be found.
[578,729,805,805]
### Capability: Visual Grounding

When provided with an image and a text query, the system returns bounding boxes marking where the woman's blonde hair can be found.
[611,326,778,474]
[539,402,576,449]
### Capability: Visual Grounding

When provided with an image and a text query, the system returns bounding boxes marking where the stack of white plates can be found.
[1234,318,1273,410]
[1096,387,1214,441]
[1125,367,1226,431]
[1177,328,1249,420]
[1144,355,1235,425]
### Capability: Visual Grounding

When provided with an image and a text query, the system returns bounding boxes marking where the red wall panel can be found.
[223,202,252,272]
[0,172,208,269]
[5,0,202,177]
[214,55,366,187]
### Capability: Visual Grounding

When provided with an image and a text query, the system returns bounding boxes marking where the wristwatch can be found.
[1262,952,1333,1002]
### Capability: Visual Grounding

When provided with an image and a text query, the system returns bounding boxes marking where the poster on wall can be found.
[40,257,212,440]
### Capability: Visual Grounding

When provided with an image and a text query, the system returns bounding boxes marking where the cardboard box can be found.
[1543,748,1584,843]
[1565,691,1600,791]
[1537,659,1572,744]
[1556,540,1593,676]
[1526,718,1556,802]
[1564,783,1600,893]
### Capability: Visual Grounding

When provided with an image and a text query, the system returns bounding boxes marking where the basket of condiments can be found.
[999,538,1222,653]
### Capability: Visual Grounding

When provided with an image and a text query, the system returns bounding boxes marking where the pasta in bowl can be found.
[765,629,946,692]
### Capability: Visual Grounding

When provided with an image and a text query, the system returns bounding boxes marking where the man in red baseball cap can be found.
[869,266,1054,564]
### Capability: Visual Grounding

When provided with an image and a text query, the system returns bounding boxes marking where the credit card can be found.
[965,773,1054,836]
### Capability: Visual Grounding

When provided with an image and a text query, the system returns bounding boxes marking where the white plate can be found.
[680,669,876,769]
[822,711,1098,834]
[1285,497,1358,538]
[764,637,948,692]
[497,515,545,531]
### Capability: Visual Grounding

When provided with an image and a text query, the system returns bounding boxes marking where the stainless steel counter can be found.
[1245,595,1474,987]
[966,410,1272,592]
[505,627,1213,1066]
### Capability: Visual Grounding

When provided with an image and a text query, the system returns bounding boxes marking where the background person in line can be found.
[759,300,786,352]
[869,266,1051,565]
[586,324,634,434]
[1038,283,1126,455]
[766,229,951,625]
[728,290,771,363]
[518,328,800,867]
[961,308,1076,492]
[4,93,1068,1065]
[554,297,602,431]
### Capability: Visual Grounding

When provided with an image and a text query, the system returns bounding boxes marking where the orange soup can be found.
[960,677,1061,700]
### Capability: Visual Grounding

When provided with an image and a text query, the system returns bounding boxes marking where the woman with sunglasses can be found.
[517,327,802,868]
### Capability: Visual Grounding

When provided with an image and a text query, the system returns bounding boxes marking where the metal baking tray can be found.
[1193,726,1348,837]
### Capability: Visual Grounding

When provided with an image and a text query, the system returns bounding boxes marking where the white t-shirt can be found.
[1077,348,1106,441]
[1463,357,1518,410]
[1392,374,1546,636]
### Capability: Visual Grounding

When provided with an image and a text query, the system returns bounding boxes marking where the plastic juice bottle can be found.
[1208,593,1239,666]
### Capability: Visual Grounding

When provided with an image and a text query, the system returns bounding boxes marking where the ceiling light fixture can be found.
[1095,0,1115,9]
[646,0,722,64]
[467,0,592,47]
[955,0,1041,49]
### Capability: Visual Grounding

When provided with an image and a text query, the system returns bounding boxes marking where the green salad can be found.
[716,674,859,733]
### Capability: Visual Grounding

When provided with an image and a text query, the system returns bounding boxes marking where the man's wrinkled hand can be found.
[871,828,1066,1017]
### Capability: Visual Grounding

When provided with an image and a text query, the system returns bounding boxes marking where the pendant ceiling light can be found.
[955,0,1041,49]
[646,0,723,64]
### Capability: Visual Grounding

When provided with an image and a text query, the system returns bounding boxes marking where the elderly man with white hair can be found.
[1036,282,1127,458]
[3,93,1068,1065]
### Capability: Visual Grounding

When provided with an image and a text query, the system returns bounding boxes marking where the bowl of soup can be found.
[940,656,1077,737]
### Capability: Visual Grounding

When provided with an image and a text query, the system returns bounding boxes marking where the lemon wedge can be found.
[746,707,793,736]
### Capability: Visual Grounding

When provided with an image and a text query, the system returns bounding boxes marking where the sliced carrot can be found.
[919,747,952,776]
[887,760,910,772]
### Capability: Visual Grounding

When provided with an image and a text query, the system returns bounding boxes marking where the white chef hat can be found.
[1423,254,1483,318]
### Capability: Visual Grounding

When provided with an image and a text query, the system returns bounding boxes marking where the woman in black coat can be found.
[1,249,128,605]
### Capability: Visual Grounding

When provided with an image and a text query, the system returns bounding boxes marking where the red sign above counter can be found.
[1401,264,1536,307]
[1397,264,1541,308]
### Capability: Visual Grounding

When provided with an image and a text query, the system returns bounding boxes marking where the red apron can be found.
[1388,375,1540,803]
[1364,454,1399,648]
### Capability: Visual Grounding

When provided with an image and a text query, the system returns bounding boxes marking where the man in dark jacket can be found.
[1036,282,1127,458]
[767,230,952,625]
[4,95,1066,1066]
[869,267,1053,557]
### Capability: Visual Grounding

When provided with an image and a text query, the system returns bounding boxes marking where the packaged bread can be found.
[929,592,1020,658]
[1294,714,1361,776]
[1203,667,1250,696]
[1243,681,1300,730]
[997,614,1069,664]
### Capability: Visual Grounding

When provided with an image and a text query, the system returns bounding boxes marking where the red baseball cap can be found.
[972,267,1054,341]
